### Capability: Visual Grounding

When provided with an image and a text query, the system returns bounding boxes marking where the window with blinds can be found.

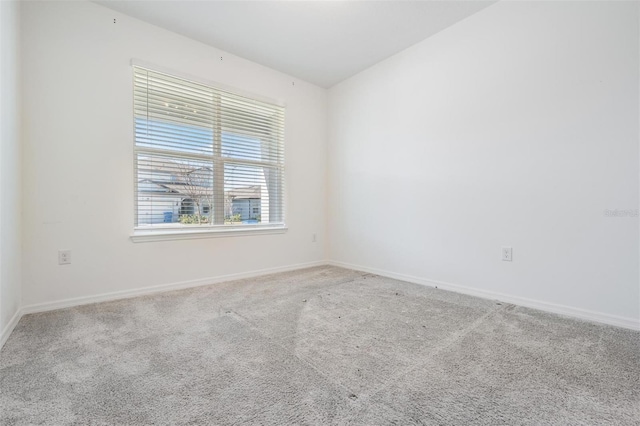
[133,66,285,231]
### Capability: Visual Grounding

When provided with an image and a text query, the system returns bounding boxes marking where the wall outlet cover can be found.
[502,247,512,262]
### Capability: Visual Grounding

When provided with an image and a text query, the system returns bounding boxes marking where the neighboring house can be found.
[226,186,262,221]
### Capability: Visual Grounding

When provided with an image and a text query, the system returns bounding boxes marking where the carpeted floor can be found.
[1,266,639,425]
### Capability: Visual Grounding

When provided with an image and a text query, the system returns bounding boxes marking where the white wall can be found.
[328,1,640,326]
[0,0,22,337]
[21,1,326,307]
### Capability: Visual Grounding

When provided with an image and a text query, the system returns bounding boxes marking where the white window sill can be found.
[130,225,288,243]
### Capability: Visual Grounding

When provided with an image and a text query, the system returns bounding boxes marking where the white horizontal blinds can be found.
[134,68,216,155]
[134,66,285,228]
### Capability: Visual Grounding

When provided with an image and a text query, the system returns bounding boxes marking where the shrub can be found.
[179,214,209,224]
[224,214,242,222]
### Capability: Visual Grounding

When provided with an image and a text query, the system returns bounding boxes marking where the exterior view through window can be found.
[133,67,285,231]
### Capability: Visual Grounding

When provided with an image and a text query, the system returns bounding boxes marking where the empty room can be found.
[1,0,639,424]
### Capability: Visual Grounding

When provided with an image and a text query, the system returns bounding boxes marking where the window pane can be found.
[136,154,214,226]
[224,163,283,224]
[135,118,214,155]
[221,132,263,161]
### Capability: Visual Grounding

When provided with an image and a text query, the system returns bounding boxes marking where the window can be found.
[133,66,285,236]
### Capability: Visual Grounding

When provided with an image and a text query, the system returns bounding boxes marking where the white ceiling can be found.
[95,1,496,88]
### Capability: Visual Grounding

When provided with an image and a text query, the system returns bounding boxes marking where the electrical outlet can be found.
[58,250,71,265]
[502,247,512,262]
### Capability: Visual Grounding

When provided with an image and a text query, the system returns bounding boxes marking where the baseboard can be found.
[328,260,640,331]
[19,260,326,317]
[1,308,23,349]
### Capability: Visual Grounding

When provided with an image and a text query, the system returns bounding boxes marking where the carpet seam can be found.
[226,309,365,399]
[229,274,369,342]
[362,303,511,403]
[231,273,503,407]
[225,311,366,421]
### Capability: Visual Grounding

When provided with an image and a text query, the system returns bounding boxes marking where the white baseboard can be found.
[0,260,326,350]
[20,260,326,316]
[328,260,640,331]
[1,308,22,349]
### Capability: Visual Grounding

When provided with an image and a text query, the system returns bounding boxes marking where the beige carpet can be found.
[1,266,639,425]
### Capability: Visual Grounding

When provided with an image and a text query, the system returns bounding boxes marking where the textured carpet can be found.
[1,266,638,425]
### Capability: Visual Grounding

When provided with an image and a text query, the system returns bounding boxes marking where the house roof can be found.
[227,185,261,199]
[140,179,261,200]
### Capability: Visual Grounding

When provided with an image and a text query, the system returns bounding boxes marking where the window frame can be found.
[129,61,287,242]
